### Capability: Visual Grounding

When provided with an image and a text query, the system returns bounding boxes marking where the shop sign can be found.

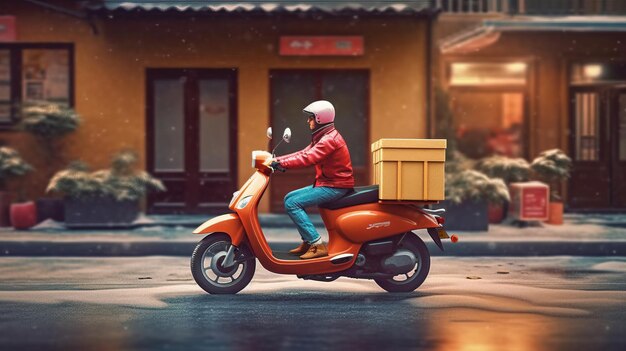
[509,182,549,221]
[0,16,16,42]
[280,36,363,56]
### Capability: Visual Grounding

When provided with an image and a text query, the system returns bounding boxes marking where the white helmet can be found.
[303,100,335,124]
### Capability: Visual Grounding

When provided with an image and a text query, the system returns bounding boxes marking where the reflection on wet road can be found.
[0,257,624,350]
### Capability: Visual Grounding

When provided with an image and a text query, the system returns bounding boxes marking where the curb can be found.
[1,240,624,257]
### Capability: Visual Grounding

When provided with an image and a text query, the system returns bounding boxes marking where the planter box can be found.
[36,197,65,223]
[0,191,12,227]
[431,199,489,231]
[64,196,139,228]
[372,138,447,201]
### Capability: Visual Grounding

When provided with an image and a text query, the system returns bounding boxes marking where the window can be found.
[571,62,626,85]
[573,92,600,161]
[452,91,525,158]
[447,61,528,159]
[0,44,73,125]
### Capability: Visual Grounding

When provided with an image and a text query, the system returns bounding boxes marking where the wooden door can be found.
[610,88,626,208]
[269,70,369,212]
[146,69,237,213]
[569,87,626,209]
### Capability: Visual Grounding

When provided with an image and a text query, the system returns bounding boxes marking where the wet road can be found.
[0,256,624,350]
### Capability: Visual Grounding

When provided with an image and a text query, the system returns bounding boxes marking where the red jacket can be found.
[275,125,355,188]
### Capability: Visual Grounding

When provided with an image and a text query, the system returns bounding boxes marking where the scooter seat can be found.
[319,185,379,210]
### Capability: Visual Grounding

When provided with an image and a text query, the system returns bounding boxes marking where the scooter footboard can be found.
[193,213,246,246]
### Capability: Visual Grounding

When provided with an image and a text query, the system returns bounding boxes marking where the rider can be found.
[266,100,355,259]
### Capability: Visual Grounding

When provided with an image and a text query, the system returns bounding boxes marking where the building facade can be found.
[0,0,436,213]
[435,0,626,210]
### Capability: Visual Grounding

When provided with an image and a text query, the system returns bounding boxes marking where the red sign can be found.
[509,182,549,221]
[280,36,364,56]
[0,16,16,42]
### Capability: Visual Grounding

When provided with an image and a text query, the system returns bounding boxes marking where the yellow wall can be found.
[0,0,429,212]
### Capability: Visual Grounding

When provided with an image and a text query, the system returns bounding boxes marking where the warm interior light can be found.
[452,63,469,72]
[583,64,603,78]
[506,62,527,73]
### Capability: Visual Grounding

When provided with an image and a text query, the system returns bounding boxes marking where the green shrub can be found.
[22,103,80,138]
[446,170,510,205]
[0,147,32,190]
[47,151,165,201]
[475,156,530,185]
[530,149,572,182]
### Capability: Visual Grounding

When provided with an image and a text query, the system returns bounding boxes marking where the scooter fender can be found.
[193,213,246,246]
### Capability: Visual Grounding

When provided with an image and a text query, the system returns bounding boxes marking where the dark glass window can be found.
[0,44,73,126]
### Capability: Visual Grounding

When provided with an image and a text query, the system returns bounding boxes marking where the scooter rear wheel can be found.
[191,233,256,294]
[374,233,430,293]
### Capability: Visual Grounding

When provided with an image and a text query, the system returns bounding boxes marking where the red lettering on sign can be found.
[521,187,548,219]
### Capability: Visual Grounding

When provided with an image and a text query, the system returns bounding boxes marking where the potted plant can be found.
[21,103,81,223]
[47,150,165,228]
[530,149,572,225]
[0,147,33,227]
[433,169,510,231]
[475,156,531,223]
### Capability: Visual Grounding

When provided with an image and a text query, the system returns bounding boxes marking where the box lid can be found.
[371,138,447,152]
[509,181,549,189]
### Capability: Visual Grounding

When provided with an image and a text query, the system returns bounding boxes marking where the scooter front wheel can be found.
[191,233,256,294]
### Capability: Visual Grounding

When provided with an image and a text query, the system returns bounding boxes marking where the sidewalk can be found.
[0,213,624,257]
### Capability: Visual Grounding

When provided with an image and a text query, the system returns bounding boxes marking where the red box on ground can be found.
[280,36,364,56]
[509,181,549,221]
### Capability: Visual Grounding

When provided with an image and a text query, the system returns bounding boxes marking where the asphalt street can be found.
[0,256,625,350]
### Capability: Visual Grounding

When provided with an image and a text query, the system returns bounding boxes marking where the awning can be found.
[441,16,626,54]
[84,1,437,15]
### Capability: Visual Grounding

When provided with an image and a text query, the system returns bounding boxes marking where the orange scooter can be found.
[191,127,454,294]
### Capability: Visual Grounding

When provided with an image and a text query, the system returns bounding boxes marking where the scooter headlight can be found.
[236,195,253,209]
[229,191,241,207]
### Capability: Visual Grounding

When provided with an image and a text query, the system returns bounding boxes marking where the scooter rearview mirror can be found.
[266,127,272,139]
[283,127,291,143]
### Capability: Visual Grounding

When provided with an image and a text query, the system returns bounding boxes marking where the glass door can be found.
[146,69,237,213]
[611,89,626,207]
[269,70,369,212]
[569,87,626,209]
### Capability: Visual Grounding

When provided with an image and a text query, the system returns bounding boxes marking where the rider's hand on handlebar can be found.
[263,158,286,172]
[263,158,274,168]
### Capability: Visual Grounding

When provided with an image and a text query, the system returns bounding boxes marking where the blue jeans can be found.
[284,185,350,243]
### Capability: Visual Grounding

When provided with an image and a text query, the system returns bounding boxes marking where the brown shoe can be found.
[289,242,311,255]
[299,242,328,260]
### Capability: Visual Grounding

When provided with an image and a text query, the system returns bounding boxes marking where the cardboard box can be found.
[371,139,446,201]
[508,181,549,221]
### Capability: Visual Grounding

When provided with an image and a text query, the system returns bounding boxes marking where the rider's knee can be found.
[284,196,300,211]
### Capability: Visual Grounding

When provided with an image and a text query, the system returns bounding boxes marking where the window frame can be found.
[0,43,74,129]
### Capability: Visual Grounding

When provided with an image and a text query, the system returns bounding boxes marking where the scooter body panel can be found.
[231,171,358,275]
[321,204,440,243]
[232,170,440,276]
[193,213,246,247]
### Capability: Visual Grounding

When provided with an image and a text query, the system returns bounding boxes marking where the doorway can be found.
[146,69,237,213]
[269,70,370,212]
[569,87,626,209]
